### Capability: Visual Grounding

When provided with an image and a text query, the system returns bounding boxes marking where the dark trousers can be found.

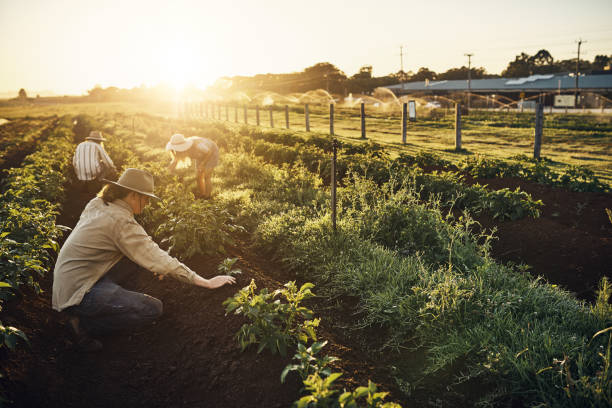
[67,260,163,335]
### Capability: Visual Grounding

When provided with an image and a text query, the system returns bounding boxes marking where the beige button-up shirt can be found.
[52,197,197,311]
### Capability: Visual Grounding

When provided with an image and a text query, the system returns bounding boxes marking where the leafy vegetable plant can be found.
[223,279,319,356]
[218,257,242,276]
[281,340,338,384]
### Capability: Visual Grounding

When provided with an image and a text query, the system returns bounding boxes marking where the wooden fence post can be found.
[217,104,221,120]
[200,102,203,117]
[225,105,229,121]
[329,103,334,135]
[455,103,462,151]
[534,103,543,159]
[244,106,248,124]
[269,105,274,127]
[331,139,338,231]
[234,106,238,123]
[285,105,290,129]
[360,102,366,139]
[256,106,260,126]
[305,104,310,131]
[402,103,407,144]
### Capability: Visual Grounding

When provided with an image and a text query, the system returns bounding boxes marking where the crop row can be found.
[217,150,611,407]
[209,125,542,221]
[0,117,57,173]
[228,123,609,193]
[102,113,610,407]
[0,116,76,353]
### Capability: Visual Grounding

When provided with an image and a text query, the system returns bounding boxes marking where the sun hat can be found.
[165,133,193,152]
[86,130,106,142]
[102,168,160,200]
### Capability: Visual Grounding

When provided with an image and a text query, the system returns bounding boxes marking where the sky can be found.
[1,0,611,96]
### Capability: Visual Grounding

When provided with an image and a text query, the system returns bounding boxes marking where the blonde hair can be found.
[170,149,193,168]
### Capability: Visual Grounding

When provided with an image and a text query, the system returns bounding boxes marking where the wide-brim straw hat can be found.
[102,168,160,200]
[165,133,193,152]
[86,130,106,142]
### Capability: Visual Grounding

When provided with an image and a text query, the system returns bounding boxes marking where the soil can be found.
[467,176,612,301]
[1,175,611,407]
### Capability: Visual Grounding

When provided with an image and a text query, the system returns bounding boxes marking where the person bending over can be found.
[72,130,117,193]
[52,168,235,351]
[166,133,219,199]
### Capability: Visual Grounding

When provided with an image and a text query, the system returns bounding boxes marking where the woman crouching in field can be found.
[52,168,235,351]
[166,134,219,199]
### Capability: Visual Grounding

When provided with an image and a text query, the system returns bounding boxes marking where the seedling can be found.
[218,257,242,277]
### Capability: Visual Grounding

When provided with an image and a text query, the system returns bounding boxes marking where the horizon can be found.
[1,0,611,96]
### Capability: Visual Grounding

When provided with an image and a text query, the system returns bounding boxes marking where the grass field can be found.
[2,101,611,183]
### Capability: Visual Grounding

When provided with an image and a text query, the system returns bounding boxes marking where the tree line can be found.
[216,50,611,95]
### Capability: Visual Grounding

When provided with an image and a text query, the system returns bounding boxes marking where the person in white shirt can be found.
[73,130,117,192]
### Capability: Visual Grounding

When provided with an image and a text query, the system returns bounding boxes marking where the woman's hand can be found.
[194,274,236,289]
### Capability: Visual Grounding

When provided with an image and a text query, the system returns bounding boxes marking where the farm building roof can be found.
[386,73,612,94]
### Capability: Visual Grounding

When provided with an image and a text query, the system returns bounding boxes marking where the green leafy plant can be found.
[0,322,29,351]
[0,282,28,351]
[223,279,319,356]
[218,257,242,276]
[295,373,401,408]
[281,340,339,384]
[483,187,543,220]
[338,381,402,408]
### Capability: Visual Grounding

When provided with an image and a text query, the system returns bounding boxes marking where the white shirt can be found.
[72,141,115,181]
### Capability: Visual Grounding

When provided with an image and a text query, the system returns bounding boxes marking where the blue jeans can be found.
[67,261,163,335]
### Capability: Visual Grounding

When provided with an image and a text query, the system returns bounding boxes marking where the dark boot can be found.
[68,316,103,352]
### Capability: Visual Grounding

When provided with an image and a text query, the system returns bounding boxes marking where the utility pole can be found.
[464,53,473,109]
[575,39,585,108]
[399,46,406,90]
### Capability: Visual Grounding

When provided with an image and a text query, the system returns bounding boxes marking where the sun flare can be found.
[158,41,212,92]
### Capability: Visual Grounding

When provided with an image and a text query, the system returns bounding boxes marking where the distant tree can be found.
[438,66,494,80]
[410,67,437,82]
[352,65,373,79]
[346,66,375,94]
[302,62,347,93]
[501,53,533,77]
[531,49,554,66]
[18,88,27,101]
[393,69,412,82]
[529,49,557,74]
[592,55,611,71]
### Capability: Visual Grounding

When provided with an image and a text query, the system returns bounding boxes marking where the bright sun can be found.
[159,41,211,91]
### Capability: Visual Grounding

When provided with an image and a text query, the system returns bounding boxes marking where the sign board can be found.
[554,95,575,107]
[518,100,536,110]
[408,100,416,122]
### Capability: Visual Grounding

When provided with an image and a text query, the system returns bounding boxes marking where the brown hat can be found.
[102,168,160,200]
[86,130,106,142]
